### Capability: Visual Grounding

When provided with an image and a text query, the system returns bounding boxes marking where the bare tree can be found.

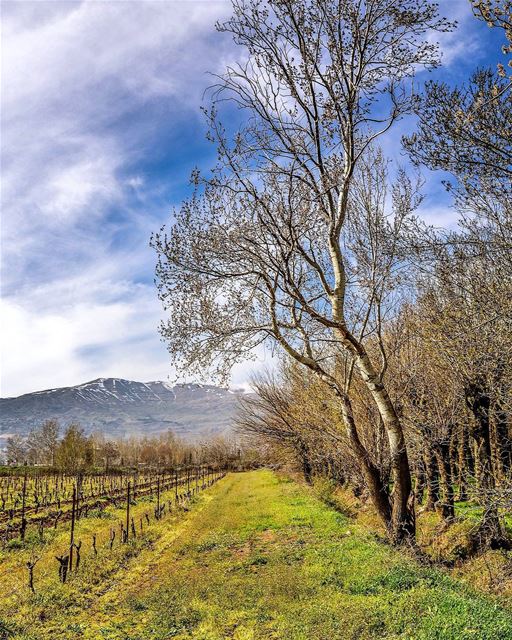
[404,0,512,259]
[237,367,350,485]
[6,435,27,465]
[153,0,452,543]
[40,419,60,466]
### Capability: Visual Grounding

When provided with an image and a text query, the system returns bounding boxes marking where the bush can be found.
[312,477,355,518]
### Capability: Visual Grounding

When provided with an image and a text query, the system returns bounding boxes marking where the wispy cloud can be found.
[1,0,235,396]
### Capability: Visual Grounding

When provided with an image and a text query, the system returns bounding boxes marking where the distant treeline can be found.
[3,421,261,472]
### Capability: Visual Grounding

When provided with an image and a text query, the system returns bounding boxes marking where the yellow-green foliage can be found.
[1,471,512,639]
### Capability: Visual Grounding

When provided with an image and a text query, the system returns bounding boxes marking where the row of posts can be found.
[21,466,222,591]
[13,465,218,543]
[65,466,219,572]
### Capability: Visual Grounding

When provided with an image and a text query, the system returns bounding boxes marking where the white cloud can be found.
[0,276,173,397]
[1,0,237,396]
[415,202,460,230]
[0,268,277,397]
[431,0,483,67]
[2,0,233,243]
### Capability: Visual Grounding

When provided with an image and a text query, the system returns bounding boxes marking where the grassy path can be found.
[3,470,512,639]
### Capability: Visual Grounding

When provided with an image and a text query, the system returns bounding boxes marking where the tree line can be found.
[152,0,511,546]
[4,421,251,472]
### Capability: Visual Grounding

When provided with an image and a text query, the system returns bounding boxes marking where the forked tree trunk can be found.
[353,354,415,543]
[338,392,393,528]
[329,244,415,542]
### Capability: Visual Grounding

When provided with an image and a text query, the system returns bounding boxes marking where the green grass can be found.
[1,470,512,639]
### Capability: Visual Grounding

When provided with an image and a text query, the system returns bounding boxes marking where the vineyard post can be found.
[125,481,131,543]
[76,472,83,521]
[38,518,45,542]
[69,485,76,571]
[195,466,198,493]
[56,555,69,583]
[187,467,190,495]
[175,468,178,501]
[156,476,160,517]
[20,467,27,541]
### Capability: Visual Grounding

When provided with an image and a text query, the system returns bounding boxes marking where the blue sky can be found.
[0,0,505,397]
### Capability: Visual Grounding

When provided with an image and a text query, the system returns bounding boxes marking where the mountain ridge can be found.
[0,377,249,440]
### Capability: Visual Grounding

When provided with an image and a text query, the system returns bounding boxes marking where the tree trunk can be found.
[424,448,440,511]
[434,441,455,521]
[465,381,494,492]
[297,441,313,485]
[414,461,426,505]
[457,428,469,502]
[337,391,393,529]
[353,353,415,543]
[449,431,459,493]
[465,379,505,547]
[494,397,511,481]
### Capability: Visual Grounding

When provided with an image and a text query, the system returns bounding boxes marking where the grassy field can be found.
[1,470,512,639]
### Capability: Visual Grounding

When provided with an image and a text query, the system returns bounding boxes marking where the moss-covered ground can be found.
[1,470,512,639]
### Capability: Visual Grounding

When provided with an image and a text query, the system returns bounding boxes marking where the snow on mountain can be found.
[0,378,250,439]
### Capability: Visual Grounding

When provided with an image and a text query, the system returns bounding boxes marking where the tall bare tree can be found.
[153,0,452,542]
[40,419,60,466]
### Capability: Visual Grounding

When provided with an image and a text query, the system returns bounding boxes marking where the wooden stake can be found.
[68,485,76,571]
[20,468,27,542]
[125,482,131,542]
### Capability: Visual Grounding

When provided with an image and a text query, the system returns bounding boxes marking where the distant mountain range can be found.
[0,378,249,440]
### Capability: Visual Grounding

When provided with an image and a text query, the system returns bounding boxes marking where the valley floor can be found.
[2,470,512,639]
